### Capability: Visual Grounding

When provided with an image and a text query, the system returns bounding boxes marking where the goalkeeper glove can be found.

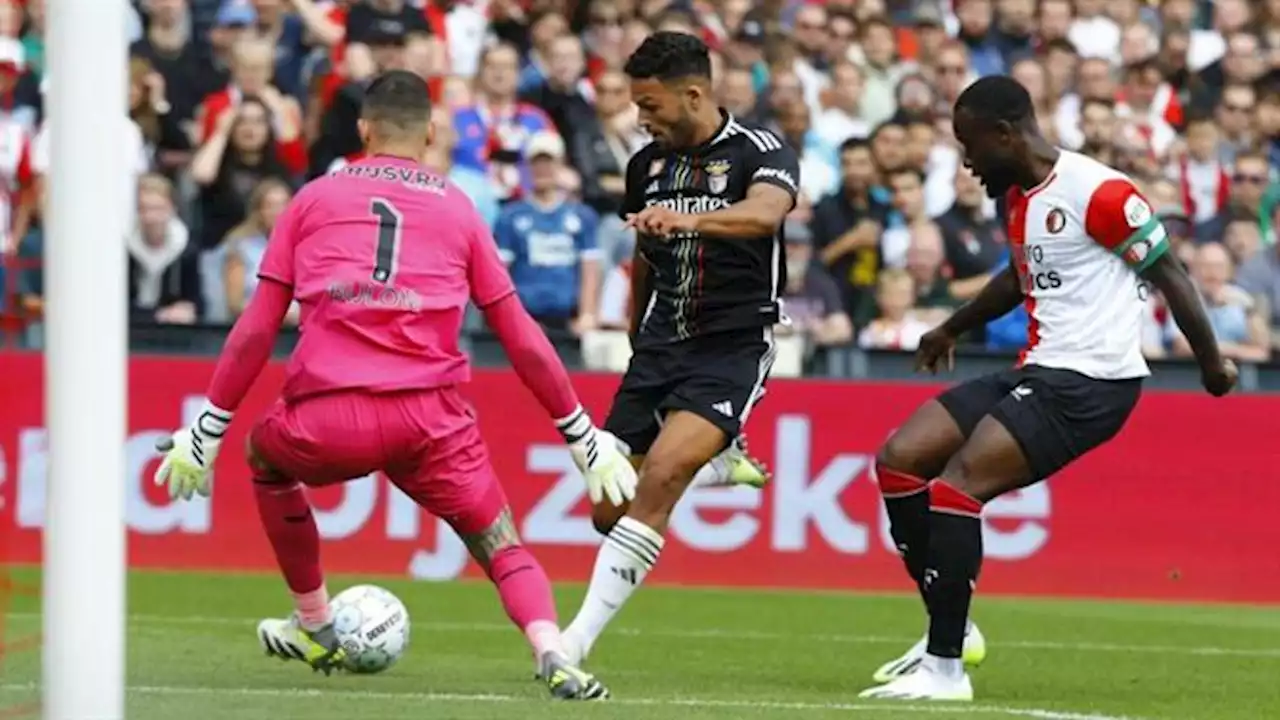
[557,407,637,506]
[153,403,233,501]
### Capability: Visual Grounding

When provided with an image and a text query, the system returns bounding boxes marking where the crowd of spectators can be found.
[1,0,1278,369]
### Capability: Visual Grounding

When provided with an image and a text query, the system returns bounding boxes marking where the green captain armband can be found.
[1112,217,1170,273]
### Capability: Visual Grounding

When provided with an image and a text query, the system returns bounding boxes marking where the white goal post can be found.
[43,1,129,718]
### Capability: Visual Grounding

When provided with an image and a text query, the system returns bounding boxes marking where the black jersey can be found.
[621,111,800,344]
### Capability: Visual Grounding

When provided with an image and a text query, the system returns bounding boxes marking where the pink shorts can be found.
[249,388,508,535]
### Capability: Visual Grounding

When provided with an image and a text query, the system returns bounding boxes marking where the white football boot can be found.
[256,614,347,675]
[872,622,986,683]
[859,656,974,701]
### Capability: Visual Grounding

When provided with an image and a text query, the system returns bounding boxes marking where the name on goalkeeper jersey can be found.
[338,164,447,194]
[327,281,424,311]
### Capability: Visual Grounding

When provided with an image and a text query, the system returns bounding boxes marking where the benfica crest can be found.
[705,159,731,194]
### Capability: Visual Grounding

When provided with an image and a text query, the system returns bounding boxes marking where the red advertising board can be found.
[1,352,1277,603]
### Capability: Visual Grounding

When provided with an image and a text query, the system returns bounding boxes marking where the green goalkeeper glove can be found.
[153,403,233,501]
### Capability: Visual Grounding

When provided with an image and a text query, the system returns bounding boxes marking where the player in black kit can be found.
[556,32,800,667]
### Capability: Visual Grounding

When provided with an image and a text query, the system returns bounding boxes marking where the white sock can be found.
[692,450,733,487]
[923,653,964,679]
[565,516,664,650]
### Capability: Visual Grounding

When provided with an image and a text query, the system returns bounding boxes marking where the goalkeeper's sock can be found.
[484,545,563,656]
[291,587,331,632]
[253,479,329,629]
[924,480,984,660]
[876,461,932,604]
[565,516,663,649]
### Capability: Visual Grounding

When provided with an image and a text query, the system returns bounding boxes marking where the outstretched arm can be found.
[153,199,304,501]
[154,276,290,500]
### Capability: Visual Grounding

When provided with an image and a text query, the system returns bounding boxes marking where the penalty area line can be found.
[0,682,1143,720]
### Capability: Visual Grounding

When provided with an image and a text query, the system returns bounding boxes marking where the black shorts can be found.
[936,364,1143,481]
[603,327,775,455]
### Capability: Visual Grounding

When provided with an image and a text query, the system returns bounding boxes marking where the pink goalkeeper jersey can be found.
[258,154,515,401]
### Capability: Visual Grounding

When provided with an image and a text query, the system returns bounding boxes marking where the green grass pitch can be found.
[1,570,1277,719]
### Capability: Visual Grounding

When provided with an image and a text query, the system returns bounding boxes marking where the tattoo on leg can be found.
[462,508,521,566]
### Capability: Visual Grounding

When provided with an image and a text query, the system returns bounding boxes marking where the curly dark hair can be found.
[623,30,711,82]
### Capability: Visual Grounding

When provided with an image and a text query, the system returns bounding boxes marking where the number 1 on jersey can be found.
[370,198,402,284]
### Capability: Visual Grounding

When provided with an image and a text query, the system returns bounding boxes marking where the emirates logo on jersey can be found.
[1046,208,1066,234]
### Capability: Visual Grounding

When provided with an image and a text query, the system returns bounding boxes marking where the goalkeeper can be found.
[153,71,629,700]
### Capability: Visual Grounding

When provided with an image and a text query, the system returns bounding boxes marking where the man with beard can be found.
[556,31,789,671]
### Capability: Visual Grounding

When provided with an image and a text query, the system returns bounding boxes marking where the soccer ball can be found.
[329,584,411,674]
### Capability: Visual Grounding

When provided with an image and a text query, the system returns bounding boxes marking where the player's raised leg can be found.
[564,410,727,663]
[386,409,608,701]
